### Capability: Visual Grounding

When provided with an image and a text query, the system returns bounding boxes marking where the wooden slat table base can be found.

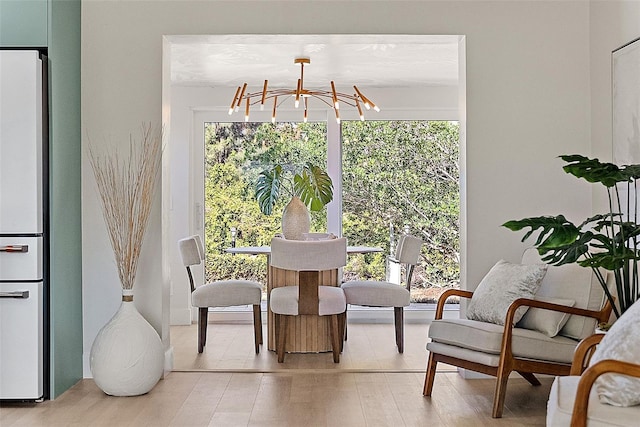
[268,266,338,353]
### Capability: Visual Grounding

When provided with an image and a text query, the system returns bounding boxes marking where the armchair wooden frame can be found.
[423,288,612,418]
[567,334,640,427]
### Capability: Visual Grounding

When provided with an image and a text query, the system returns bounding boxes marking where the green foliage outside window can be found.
[203,120,460,302]
[341,121,460,296]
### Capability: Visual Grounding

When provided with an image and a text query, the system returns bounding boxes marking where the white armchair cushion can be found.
[191,280,262,308]
[517,296,575,337]
[428,318,578,364]
[589,299,640,407]
[547,376,638,426]
[521,248,607,340]
[466,260,548,325]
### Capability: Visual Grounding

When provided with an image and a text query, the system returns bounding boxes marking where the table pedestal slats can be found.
[268,266,338,353]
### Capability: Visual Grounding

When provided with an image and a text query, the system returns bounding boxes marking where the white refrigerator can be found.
[0,50,48,401]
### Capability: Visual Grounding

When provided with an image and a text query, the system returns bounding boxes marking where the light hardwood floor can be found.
[172,321,440,372]
[0,322,552,426]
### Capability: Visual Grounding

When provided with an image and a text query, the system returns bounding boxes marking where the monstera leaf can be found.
[293,164,333,212]
[255,162,333,215]
[255,165,283,215]
[502,215,580,251]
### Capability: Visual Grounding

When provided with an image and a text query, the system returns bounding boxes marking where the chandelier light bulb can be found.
[271,95,277,123]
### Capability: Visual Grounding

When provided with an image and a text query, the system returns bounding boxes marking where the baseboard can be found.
[163,346,174,377]
[457,368,493,379]
[83,351,92,378]
[347,305,459,324]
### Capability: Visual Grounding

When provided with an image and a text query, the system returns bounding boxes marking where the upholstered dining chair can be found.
[423,248,612,418]
[178,235,263,354]
[269,236,348,363]
[341,234,423,353]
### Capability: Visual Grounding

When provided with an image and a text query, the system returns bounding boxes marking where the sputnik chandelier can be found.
[228,57,380,124]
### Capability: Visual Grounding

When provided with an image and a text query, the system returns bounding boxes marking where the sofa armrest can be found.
[570,334,605,375]
[435,289,473,320]
[571,360,640,427]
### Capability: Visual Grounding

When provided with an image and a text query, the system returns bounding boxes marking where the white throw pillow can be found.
[516,296,575,337]
[467,260,548,325]
[588,299,640,407]
[521,247,607,340]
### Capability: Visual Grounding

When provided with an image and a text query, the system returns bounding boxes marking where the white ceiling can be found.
[168,34,460,90]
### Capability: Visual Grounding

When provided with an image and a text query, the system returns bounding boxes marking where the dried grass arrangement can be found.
[89,124,162,290]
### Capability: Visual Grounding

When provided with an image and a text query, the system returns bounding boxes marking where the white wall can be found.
[82,0,594,376]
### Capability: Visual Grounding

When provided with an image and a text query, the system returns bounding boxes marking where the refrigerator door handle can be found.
[0,245,29,253]
[0,290,30,299]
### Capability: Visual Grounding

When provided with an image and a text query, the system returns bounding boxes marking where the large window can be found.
[203,122,327,288]
[342,121,460,302]
[203,120,459,303]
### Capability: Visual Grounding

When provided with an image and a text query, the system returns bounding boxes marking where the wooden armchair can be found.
[547,334,640,426]
[423,249,612,418]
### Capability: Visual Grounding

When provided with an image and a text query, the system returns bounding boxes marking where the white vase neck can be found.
[122,289,134,302]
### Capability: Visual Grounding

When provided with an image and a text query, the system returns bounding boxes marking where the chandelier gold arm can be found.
[229,56,379,122]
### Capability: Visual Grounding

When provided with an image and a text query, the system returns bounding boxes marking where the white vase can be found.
[281,196,311,240]
[90,289,164,396]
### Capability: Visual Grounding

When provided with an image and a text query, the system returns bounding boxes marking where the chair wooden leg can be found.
[423,352,438,396]
[329,314,341,363]
[492,364,512,418]
[198,307,208,353]
[252,304,262,354]
[517,371,541,386]
[338,312,347,352]
[276,314,287,363]
[394,306,404,353]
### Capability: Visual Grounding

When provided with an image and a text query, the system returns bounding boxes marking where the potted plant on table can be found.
[503,154,640,319]
[254,162,333,240]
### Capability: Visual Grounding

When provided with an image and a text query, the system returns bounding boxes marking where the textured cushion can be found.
[517,296,575,337]
[589,299,640,407]
[395,235,422,264]
[521,248,607,340]
[547,376,639,426]
[178,236,201,267]
[270,285,346,316]
[302,232,336,240]
[270,237,347,271]
[466,260,547,325]
[193,234,205,260]
[191,280,262,308]
[341,280,410,307]
[428,318,578,364]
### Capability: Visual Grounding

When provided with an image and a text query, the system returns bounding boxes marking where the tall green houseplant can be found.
[503,155,640,318]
